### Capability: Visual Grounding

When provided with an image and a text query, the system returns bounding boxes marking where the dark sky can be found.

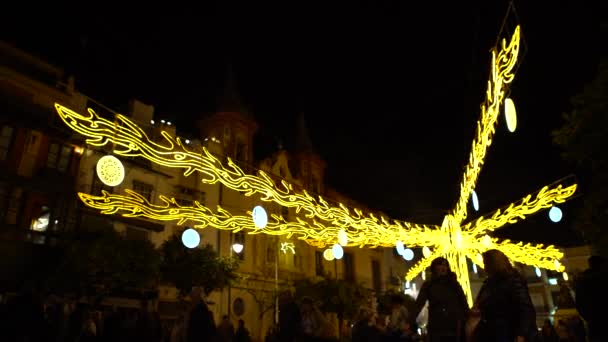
[3,1,603,245]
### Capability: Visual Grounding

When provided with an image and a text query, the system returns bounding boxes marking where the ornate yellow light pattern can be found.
[453,26,520,224]
[56,24,577,306]
[280,242,296,254]
[54,103,433,248]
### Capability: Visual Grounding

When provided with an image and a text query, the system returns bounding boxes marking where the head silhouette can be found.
[430,257,451,278]
[482,249,514,277]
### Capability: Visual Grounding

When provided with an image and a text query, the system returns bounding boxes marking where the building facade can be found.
[0,42,411,340]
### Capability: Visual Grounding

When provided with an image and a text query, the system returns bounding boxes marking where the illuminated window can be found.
[47,143,73,172]
[0,125,14,160]
[133,181,154,202]
[30,206,50,232]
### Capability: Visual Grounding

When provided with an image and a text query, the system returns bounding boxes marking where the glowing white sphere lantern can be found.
[332,244,344,260]
[252,205,268,228]
[402,248,414,261]
[96,155,125,187]
[323,249,334,261]
[535,267,542,278]
[563,272,569,281]
[232,243,244,254]
[422,246,431,258]
[181,228,200,249]
[338,229,348,246]
[471,190,479,211]
[396,241,405,256]
[549,206,563,223]
[504,98,517,133]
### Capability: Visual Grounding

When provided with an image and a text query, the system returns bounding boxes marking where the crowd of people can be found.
[1,249,604,341]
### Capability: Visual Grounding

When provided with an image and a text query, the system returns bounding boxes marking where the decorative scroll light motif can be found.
[280,242,296,254]
[55,25,577,306]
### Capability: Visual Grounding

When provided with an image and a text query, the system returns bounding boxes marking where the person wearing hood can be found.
[412,257,469,342]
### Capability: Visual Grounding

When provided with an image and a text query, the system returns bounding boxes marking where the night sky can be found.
[3,1,603,245]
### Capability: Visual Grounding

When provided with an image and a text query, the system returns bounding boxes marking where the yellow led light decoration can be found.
[96,155,125,186]
[54,103,433,248]
[453,26,520,224]
[280,242,296,254]
[57,25,577,306]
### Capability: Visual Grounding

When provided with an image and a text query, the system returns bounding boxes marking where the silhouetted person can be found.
[413,257,468,342]
[186,287,216,342]
[234,319,251,342]
[217,315,235,342]
[278,291,301,342]
[472,249,537,342]
[575,255,607,342]
[539,319,558,342]
[351,307,380,342]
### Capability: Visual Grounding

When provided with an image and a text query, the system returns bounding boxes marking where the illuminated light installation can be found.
[338,229,348,246]
[280,242,296,254]
[402,248,414,261]
[323,249,334,261]
[182,228,200,248]
[471,190,479,212]
[504,98,518,132]
[535,267,542,278]
[252,205,268,228]
[332,244,344,260]
[422,246,431,258]
[396,241,406,256]
[232,243,244,254]
[96,155,125,187]
[549,206,563,223]
[562,272,569,281]
[54,25,578,306]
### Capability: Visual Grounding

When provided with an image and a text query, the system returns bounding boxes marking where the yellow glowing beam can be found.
[77,190,438,249]
[55,103,431,247]
[453,26,521,224]
[464,183,577,236]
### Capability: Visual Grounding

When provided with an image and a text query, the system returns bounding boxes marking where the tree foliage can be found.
[45,228,160,299]
[294,277,371,322]
[376,290,417,325]
[160,232,239,296]
[553,59,608,255]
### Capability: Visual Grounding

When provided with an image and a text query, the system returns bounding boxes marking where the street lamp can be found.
[232,243,244,254]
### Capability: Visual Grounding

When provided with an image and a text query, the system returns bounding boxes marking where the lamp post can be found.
[228,234,243,317]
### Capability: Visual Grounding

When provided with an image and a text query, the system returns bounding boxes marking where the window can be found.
[372,260,382,292]
[344,253,355,282]
[6,187,23,225]
[236,141,246,163]
[315,251,324,276]
[47,143,73,172]
[0,125,14,160]
[133,181,154,202]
